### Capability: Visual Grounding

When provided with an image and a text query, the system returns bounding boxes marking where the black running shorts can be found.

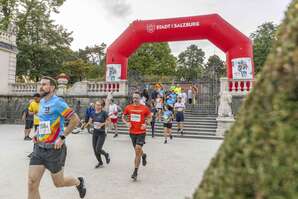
[29,144,67,174]
[163,123,172,129]
[130,134,146,148]
[25,120,33,129]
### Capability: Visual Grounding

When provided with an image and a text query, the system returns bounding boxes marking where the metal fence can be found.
[127,70,220,114]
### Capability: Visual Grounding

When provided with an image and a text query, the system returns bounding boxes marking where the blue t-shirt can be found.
[86,106,95,118]
[166,95,176,106]
[170,93,177,102]
[37,95,74,143]
[163,110,173,124]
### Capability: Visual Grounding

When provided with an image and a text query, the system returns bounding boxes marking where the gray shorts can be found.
[29,144,67,174]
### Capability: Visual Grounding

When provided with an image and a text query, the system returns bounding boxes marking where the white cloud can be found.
[97,0,132,18]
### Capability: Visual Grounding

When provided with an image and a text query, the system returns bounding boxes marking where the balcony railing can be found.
[9,81,128,97]
[9,83,38,95]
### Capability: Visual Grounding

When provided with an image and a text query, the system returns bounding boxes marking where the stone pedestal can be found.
[216,117,235,136]
[56,73,69,96]
[216,77,254,136]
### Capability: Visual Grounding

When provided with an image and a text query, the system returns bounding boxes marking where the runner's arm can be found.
[103,117,111,128]
[28,103,35,115]
[21,111,26,121]
[145,110,152,125]
[122,114,129,124]
[87,117,93,125]
[64,113,80,136]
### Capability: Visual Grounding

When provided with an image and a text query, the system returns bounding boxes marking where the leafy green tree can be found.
[128,42,176,77]
[176,44,205,81]
[250,22,278,74]
[1,0,72,81]
[204,55,225,79]
[60,59,92,83]
[78,43,106,65]
[0,0,18,31]
[194,0,298,198]
[76,43,107,80]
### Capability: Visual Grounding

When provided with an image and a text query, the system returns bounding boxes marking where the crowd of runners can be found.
[21,77,198,199]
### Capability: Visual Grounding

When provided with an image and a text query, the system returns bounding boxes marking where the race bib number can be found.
[94,122,102,129]
[163,115,169,121]
[39,121,51,135]
[131,114,141,122]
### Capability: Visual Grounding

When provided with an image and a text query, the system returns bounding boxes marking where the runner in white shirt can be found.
[108,99,120,138]
[174,97,186,135]
[155,94,163,121]
[178,90,187,105]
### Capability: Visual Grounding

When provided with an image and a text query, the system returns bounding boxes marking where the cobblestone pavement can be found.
[0,124,222,199]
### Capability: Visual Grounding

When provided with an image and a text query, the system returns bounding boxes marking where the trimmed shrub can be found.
[193,1,298,198]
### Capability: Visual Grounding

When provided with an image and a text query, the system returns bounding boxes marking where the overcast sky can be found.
[52,0,291,59]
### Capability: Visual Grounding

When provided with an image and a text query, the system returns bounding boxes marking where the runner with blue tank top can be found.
[28,76,86,199]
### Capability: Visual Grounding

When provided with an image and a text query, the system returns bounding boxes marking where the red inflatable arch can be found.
[106,14,254,90]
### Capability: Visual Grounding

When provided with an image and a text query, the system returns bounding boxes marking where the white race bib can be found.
[94,122,102,129]
[131,114,141,122]
[39,121,51,135]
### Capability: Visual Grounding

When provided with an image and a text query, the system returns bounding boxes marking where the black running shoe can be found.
[170,135,173,139]
[24,136,32,141]
[164,139,167,144]
[76,177,86,198]
[27,152,33,158]
[113,134,118,138]
[95,162,103,169]
[105,153,110,164]
[142,153,147,166]
[131,170,138,181]
[181,130,184,136]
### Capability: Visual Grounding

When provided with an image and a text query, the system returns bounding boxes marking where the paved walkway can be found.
[0,125,222,199]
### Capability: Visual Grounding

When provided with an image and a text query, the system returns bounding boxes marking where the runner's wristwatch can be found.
[59,135,66,140]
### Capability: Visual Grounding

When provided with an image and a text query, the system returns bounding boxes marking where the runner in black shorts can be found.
[122,92,152,180]
[163,105,174,144]
[28,76,86,198]
[174,97,186,135]
[22,103,33,141]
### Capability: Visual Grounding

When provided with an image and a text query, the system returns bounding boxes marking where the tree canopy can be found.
[250,22,278,74]
[128,42,177,77]
[176,44,205,81]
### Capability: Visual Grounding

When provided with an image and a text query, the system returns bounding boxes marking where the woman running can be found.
[88,100,111,168]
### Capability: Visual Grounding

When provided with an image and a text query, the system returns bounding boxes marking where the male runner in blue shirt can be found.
[28,76,86,199]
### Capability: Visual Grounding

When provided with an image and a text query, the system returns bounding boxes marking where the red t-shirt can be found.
[123,104,151,135]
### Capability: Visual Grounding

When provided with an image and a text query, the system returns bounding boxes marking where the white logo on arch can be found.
[147,24,156,33]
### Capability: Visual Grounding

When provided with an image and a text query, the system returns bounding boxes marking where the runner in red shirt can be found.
[122,91,152,180]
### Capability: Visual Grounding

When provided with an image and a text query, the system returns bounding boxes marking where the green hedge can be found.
[193,1,298,198]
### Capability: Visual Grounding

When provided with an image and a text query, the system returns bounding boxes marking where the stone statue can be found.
[218,92,233,117]
[7,22,17,35]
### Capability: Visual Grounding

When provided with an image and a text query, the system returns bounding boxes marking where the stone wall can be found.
[0,95,128,124]
[0,31,17,95]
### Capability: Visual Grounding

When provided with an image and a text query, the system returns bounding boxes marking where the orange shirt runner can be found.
[123,104,151,135]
